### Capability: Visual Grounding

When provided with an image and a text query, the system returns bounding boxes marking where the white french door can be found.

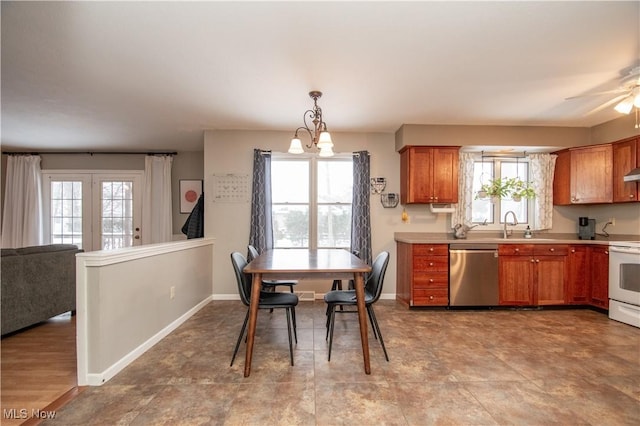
[42,171,143,252]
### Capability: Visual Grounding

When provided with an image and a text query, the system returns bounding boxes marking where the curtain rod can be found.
[480,150,527,159]
[2,151,177,156]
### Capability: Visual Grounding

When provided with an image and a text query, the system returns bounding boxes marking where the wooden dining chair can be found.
[230,252,299,367]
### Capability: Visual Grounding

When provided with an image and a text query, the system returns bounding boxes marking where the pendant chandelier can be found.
[288,91,334,157]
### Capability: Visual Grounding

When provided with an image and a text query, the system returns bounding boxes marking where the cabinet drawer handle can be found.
[515,248,519,252]
[429,279,434,283]
[605,251,609,255]
[429,262,434,266]
[530,258,535,263]
[429,295,434,300]
[549,248,555,252]
[429,248,434,252]
[536,259,540,263]
[434,197,438,201]
[630,194,635,199]
[571,249,575,253]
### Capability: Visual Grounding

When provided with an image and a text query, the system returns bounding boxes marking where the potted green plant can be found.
[510,179,536,201]
[475,177,516,202]
[475,177,535,202]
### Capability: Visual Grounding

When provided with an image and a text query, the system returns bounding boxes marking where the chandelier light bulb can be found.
[318,144,334,157]
[288,137,304,154]
[317,131,333,148]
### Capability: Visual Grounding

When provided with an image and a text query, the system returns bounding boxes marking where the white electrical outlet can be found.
[608,217,615,226]
[170,286,175,299]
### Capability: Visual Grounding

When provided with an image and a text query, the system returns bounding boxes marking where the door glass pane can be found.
[101,181,134,249]
[50,180,83,249]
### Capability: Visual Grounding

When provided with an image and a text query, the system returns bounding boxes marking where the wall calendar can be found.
[212,173,250,203]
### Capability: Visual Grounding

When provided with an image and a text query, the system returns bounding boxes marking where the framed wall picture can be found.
[180,179,203,213]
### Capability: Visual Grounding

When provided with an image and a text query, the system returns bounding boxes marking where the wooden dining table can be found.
[242,248,372,377]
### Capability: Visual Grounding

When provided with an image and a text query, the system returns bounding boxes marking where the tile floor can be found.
[46,301,640,425]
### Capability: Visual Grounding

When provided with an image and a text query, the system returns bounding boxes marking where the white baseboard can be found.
[85,295,212,386]
[295,290,316,301]
[212,294,240,301]
[210,293,396,301]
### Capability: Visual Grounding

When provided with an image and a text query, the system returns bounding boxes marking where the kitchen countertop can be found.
[394,232,640,245]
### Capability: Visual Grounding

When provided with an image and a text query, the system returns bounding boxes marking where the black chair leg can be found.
[231,310,250,366]
[286,307,294,366]
[326,281,344,318]
[325,302,336,335]
[366,305,379,340]
[328,305,336,361]
[368,306,389,362]
[325,303,332,340]
[291,306,297,343]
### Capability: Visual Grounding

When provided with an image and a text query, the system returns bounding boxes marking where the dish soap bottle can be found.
[524,226,532,239]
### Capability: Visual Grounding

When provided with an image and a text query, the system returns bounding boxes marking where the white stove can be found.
[609,241,640,328]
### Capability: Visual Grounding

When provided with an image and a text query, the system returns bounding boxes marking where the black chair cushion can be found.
[258,291,299,308]
[324,289,375,305]
[262,279,297,286]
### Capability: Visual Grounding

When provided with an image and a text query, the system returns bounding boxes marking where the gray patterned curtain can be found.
[351,151,372,266]
[248,149,273,253]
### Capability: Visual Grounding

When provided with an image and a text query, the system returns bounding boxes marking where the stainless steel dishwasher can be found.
[449,244,499,306]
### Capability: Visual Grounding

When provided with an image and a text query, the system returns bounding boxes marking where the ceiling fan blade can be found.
[566,89,629,100]
[583,94,629,115]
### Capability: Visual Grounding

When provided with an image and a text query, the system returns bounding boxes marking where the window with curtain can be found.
[271,155,353,248]
[471,159,533,226]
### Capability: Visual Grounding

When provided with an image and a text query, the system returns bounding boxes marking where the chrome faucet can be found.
[503,211,518,238]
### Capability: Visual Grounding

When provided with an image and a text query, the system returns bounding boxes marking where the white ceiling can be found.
[1,1,639,152]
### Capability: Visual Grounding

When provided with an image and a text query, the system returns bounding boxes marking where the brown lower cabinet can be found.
[590,246,609,309]
[396,242,449,306]
[567,244,610,308]
[397,242,608,309]
[498,244,568,306]
[567,245,590,304]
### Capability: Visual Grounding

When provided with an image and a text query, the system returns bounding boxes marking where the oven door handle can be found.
[609,246,640,255]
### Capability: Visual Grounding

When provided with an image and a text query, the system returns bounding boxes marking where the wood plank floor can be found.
[1,313,78,426]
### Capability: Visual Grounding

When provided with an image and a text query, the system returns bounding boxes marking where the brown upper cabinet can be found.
[399,146,459,204]
[553,144,613,205]
[612,137,639,203]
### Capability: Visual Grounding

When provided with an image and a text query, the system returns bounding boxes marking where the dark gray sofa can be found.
[1,244,83,336]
